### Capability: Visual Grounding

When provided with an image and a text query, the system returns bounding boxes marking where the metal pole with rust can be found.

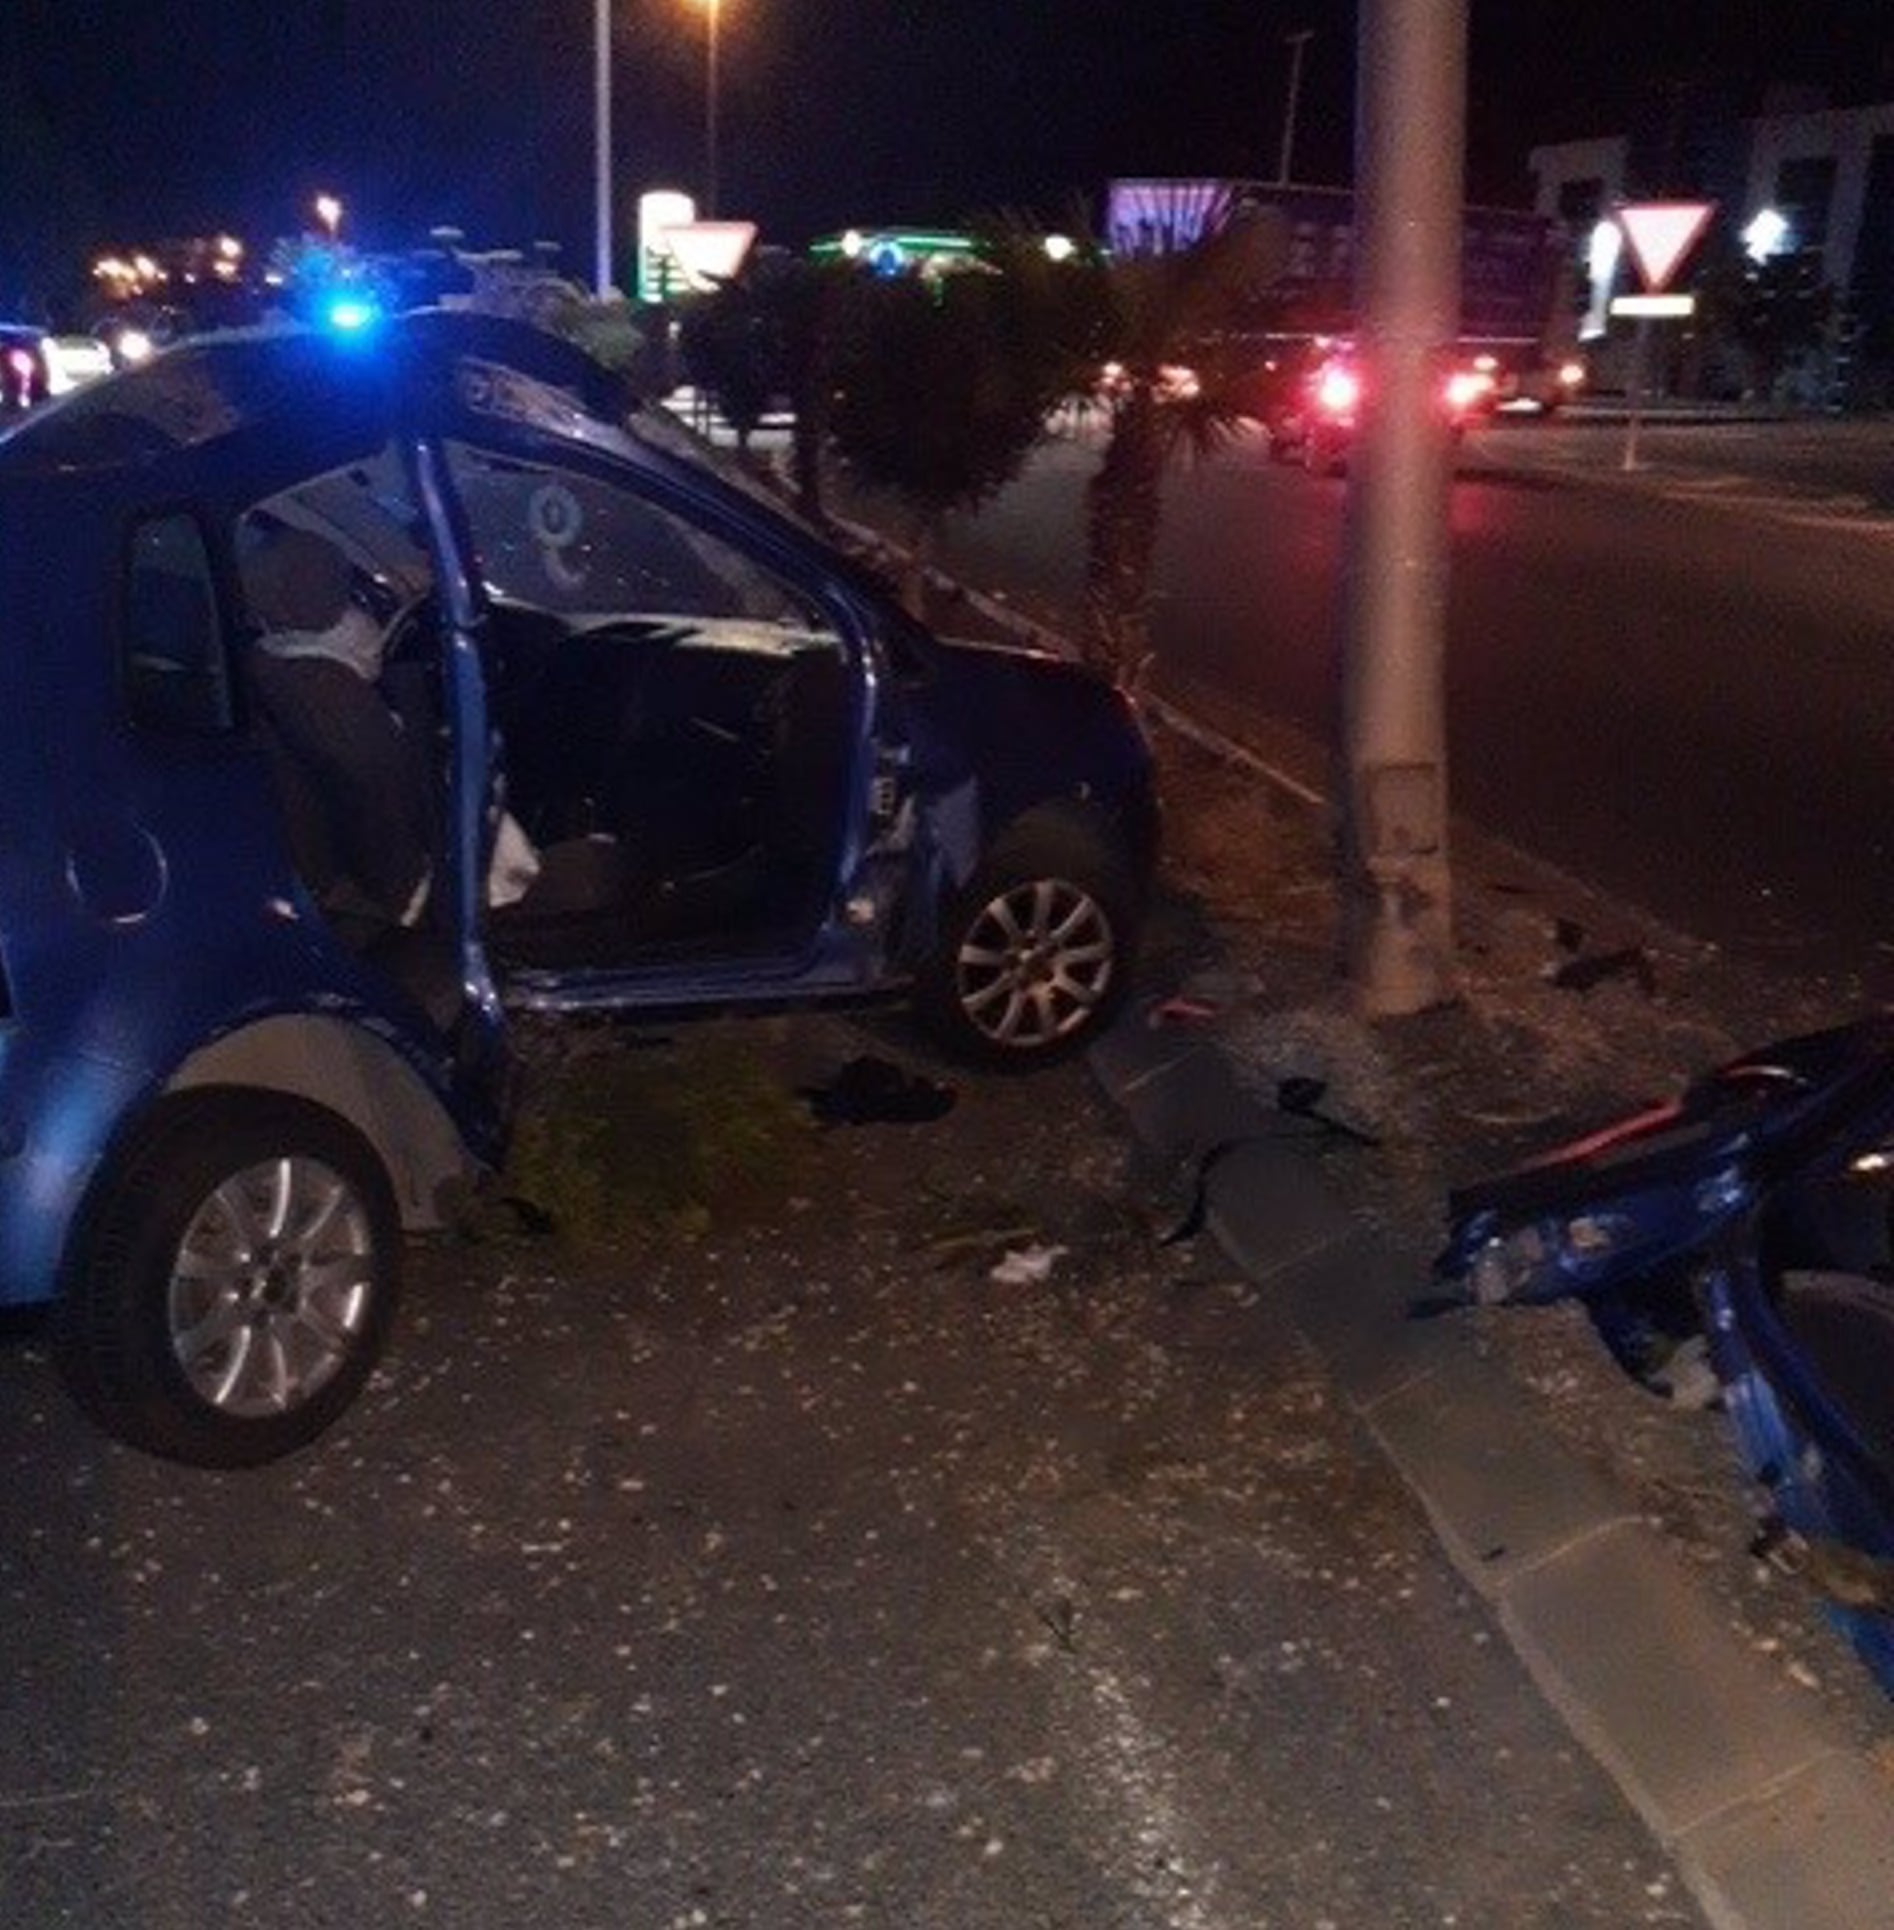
[1337,0,1467,1014]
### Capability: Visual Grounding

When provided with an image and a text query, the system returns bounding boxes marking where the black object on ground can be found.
[798,1055,957,1127]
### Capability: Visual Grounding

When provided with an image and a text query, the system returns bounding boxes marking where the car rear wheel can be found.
[54,1093,401,1467]
[916,820,1140,1067]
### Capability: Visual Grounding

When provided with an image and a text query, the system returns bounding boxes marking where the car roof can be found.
[0,306,911,633]
[0,309,635,482]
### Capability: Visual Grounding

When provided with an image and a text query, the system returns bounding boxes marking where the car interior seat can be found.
[240,526,456,1022]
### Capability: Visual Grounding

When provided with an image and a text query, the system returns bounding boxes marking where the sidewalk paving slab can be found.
[1089,1000,1894,1930]
[1501,1518,1856,1834]
[1363,1342,1640,1586]
[1678,1749,1894,1930]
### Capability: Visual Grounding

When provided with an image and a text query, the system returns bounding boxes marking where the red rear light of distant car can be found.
[4,348,33,385]
[1442,367,1496,417]
[1313,362,1361,418]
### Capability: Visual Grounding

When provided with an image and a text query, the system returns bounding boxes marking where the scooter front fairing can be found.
[1434,1016,1894,1695]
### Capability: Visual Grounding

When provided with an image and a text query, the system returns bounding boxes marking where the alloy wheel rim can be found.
[955,877,1115,1049]
[166,1156,375,1419]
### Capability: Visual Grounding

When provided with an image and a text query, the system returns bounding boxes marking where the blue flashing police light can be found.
[325,294,381,333]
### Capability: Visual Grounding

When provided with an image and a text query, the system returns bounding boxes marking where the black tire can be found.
[915,818,1141,1068]
[53,1092,401,1468]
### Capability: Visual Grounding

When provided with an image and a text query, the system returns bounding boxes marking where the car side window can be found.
[121,512,235,734]
[443,441,831,638]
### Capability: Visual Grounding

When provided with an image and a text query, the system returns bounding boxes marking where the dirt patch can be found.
[493,1018,824,1250]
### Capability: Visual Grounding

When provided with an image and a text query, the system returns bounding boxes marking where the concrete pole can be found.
[1276,30,1314,188]
[1337,0,1467,1015]
[594,0,613,294]
[705,0,722,220]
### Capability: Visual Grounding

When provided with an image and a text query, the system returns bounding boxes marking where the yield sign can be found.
[1616,201,1716,293]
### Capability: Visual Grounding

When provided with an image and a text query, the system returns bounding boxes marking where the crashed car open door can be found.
[418,349,921,1023]
[0,310,1154,1464]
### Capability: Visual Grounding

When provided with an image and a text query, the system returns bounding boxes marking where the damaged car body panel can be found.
[1435,1017,1894,1694]
[0,310,1156,1464]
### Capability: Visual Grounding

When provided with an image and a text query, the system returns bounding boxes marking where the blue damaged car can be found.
[0,311,1156,1466]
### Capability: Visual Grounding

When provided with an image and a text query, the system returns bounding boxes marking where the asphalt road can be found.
[939,415,1894,994]
[0,1013,1703,1929]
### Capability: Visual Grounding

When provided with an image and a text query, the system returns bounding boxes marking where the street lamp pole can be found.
[594,0,613,293]
[702,0,722,219]
[1276,28,1314,187]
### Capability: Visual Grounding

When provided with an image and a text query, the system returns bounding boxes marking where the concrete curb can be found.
[1089,1015,1894,1930]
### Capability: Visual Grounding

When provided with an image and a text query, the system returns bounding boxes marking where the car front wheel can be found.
[917,820,1140,1066]
[55,1093,401,1467]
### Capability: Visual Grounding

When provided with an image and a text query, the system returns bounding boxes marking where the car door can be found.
[429,430,914,1016]
[212,434,511,1149]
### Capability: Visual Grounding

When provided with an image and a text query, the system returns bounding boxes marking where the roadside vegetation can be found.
[679,207,1284,686]
[490,1020,820,1255]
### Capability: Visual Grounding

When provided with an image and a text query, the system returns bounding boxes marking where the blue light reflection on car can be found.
[325,296,381,333]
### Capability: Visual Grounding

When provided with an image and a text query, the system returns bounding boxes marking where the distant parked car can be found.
[1243,340,1497,474]
[0,310,1157,1466]
[0,325,49,410]
[93,311,169,369]
[0,326,116,412]
[41,333,114,395]
[1484,351,1587,416]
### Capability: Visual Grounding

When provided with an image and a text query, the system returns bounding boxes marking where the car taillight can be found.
[1443,368,1495,415]
[1314,364,1361,417]
[4,348,33,384]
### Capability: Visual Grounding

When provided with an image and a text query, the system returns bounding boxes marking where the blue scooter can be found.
[1434,1016,1894,1696]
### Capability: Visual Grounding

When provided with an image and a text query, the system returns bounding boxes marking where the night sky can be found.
[4,0,1893,305]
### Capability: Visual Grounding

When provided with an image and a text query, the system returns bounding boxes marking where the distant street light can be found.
[1276,29,1314,187]
[1744,206,1792,264]
[687,0,723,218]
[314,193,344,240]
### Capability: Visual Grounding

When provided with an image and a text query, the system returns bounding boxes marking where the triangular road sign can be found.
[1616,202,1716,293]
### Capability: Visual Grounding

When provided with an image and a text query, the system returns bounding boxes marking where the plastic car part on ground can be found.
[988,1242,1069,1285]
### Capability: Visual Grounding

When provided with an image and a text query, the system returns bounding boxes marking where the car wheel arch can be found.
[161,1012,482,1231]
[936,787,1141,880]
[912,799,1145,1066]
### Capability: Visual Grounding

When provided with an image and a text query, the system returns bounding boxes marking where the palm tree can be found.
[825,255,1075,613]
[682,254,850,525]
[1076,206,1286,695]
[677,275,777,461]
